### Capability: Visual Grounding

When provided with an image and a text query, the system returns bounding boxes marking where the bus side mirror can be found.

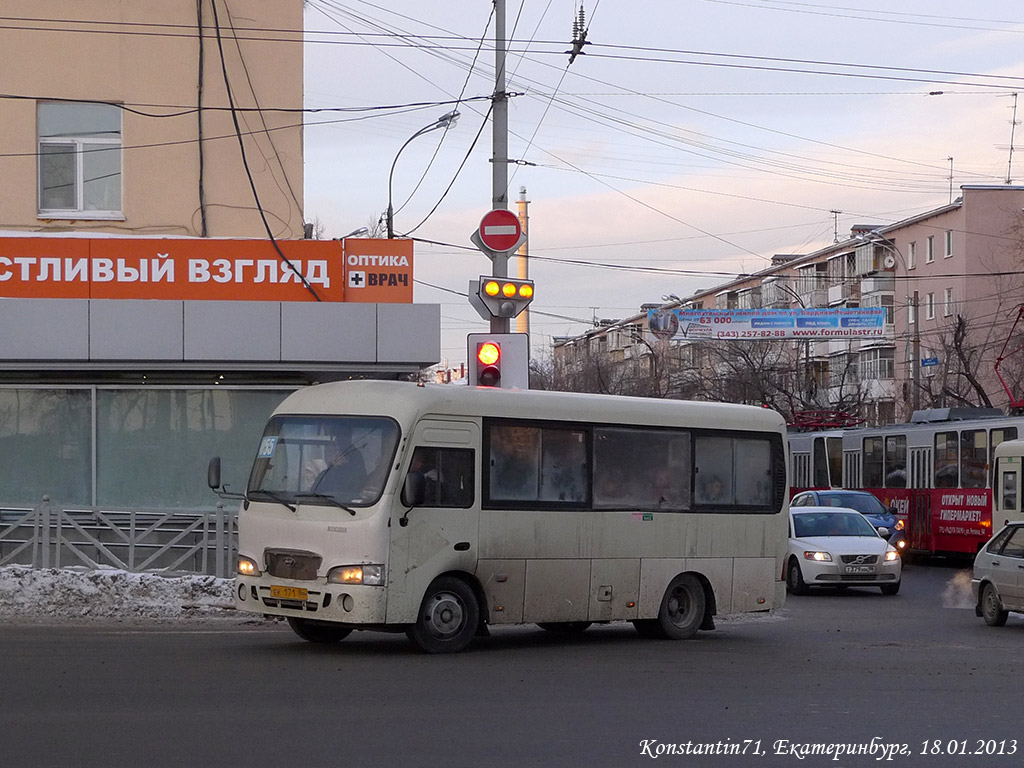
[208,457,222,490]
[402,471,426,508]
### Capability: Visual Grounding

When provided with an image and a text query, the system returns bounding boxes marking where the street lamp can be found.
[386,110,460,238]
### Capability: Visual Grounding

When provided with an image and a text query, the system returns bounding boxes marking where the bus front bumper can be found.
[235,576,388,625]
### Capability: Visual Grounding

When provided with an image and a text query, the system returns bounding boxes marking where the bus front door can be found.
[385,420,480,625]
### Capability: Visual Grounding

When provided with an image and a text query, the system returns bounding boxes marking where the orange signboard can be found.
[0,237,414,303]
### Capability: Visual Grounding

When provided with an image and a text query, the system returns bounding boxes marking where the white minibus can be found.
[209,381,790,653]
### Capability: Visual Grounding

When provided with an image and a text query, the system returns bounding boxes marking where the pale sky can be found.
[299,1,1024,365]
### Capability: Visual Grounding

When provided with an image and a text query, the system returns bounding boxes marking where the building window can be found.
[38,101,122,217]
[926,235,935,264]
[926,292,935,320]
[859,347,895,380]
[908,241,917,269]
[863,293,894,325]
[944,230,953,258]
[944,287,954,317]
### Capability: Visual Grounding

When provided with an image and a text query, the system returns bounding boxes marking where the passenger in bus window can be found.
[312,424,370,499]
[696,473,727,504]
[653,467,688,509]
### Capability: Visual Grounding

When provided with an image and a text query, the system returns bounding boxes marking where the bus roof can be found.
[272,381,786,434]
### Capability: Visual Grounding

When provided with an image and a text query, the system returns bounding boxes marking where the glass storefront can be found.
[0,387,290,508]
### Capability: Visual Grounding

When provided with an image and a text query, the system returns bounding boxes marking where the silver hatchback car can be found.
[972,521,1024,626]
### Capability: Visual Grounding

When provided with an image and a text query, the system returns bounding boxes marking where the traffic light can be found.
[466,333,530,388]
[476,276,534,318]
[475,340,502,387]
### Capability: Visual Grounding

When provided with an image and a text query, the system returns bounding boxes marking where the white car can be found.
[786,506,902,595]
[971,521,1024,626]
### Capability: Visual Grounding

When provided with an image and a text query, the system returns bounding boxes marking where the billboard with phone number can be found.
[647,308,887,341]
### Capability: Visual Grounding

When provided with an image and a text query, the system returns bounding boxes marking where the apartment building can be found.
[554,185,1024,426]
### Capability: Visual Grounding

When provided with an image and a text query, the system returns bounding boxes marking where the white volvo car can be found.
[786,506,902,595]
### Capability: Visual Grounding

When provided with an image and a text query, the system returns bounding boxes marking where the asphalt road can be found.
[1,561,1021,768]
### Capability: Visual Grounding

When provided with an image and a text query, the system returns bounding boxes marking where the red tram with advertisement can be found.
[789,408,1024,557]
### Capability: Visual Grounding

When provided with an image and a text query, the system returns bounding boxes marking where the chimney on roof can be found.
[771,254,799,266]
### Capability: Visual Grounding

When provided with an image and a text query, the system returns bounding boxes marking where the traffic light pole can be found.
[491,0,510,334]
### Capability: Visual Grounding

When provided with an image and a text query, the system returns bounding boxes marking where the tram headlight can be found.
[328,564,385,586]
[237,555,261,577]
[803,551,832,562]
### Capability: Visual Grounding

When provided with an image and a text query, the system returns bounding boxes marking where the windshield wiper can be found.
[294,492,357,516]
[248,489,296,513]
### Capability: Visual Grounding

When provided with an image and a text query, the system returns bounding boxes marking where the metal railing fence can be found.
[0,497,237,578]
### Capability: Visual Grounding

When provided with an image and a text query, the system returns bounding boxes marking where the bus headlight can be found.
[803,551,832,562]
[328,564,385,586]
[237,555,261,576]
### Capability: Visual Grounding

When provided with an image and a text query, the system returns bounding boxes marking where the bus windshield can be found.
[247,415,400,506]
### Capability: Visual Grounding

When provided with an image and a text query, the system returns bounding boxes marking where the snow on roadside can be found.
[0,565,236,622]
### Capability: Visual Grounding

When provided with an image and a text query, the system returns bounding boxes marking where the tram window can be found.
[961,430,987,489]
[813,437,829,488]
[863,437,884,488]
[884,435,907,488]
[934,431,959,488]
[826,437,843,488]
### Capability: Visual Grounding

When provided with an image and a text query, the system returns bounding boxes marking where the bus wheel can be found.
[286,617,353,643]
[786,558,808,595]
[981,583,1009,627]
[537,622,592,633]
[407,576,480,654]
[655,574,706,640]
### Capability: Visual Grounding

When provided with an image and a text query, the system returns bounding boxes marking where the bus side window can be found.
[1001,469,1018,513]
[408,447,474,508]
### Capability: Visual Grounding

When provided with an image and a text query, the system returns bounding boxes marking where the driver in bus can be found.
[311,423,370,499]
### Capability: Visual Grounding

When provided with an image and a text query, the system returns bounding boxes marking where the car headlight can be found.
[803,551,833,562]
[884,549,900,562]
[237,555,261,576]
[327,564,385,586]
[895,519,905,531]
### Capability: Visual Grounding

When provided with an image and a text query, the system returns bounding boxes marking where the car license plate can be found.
[845,566,873,574]
[270,585,308,600]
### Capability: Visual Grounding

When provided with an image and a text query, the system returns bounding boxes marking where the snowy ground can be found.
[0,565,237,623]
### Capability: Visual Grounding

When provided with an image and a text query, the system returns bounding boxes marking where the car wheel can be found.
[652,574,706,640]
[981,582,1009,627]
[537,622,592,633]
[880,581,900,596]
[786,558,808,595]
[286,616,353,643]
[406,576,480,653]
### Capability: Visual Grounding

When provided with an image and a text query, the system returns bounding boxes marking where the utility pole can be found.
[491,0,510,334]
[946,156,954,204]
[516,186,530,334]
[911,291,921,412]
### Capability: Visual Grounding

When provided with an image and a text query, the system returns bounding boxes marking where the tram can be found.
[789,408,1024,557]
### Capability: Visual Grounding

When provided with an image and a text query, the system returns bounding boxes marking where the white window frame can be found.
[926,236,935,264]
[907,241,917,269]
[944,288,954,317]
[944,230,953,258]
[926,292,935,320]
[38,101,123,220]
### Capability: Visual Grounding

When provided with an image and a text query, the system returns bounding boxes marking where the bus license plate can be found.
[845,566,872,574]
[270,585,308,600]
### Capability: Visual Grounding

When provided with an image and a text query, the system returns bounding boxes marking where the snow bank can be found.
[0,566,235,622]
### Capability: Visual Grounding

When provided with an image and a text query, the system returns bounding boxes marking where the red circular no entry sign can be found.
[477,209,522,252]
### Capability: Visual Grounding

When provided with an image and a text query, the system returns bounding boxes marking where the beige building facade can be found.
[554,186,1024,426]
[1,0,304,238]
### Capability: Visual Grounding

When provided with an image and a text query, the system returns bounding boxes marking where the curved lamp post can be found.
[386,110,460,238]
